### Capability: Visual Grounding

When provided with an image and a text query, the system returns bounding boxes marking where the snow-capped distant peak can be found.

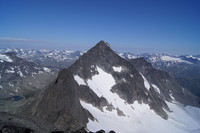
[0,54,13,62]
[39,49,50,53]
[160,55,192,64]
[186,55,200,61]
[118,53,139,60]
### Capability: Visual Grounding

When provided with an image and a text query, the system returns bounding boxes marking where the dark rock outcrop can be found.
[21,69,88,132]
[0,112,45,133]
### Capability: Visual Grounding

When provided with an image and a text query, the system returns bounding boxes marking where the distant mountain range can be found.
[0,52,57,109]
[1,48,200,97]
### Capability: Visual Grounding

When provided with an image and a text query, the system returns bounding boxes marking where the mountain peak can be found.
[98,40,109,45]
[94,40,110,49]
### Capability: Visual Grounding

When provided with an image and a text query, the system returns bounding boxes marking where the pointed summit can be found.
[69,40,138,80]
[88,40,111,54]
[95,40,110,47]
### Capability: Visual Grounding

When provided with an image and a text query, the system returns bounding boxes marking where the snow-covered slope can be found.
[74,65,200,133]
[81,100,200,133]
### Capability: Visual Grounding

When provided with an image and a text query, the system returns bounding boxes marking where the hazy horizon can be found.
[0,38,199,56]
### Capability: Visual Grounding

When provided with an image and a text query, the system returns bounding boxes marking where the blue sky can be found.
[0,0,199,55]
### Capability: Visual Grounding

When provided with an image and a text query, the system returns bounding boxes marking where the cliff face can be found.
[27,69,88,131]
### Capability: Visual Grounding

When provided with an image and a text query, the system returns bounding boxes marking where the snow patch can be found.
[113,66,123,72]
[5,67,15,73]
[43,67,51,73]
[9,83,14,87]
[122,78,126,82]
[17,70,24,77]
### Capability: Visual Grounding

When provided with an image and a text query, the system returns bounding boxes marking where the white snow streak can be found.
[140,73,150,90]
[152,84,160,94]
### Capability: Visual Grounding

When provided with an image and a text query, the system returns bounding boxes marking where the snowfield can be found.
[80,100,200,133]
[75,66,200,133]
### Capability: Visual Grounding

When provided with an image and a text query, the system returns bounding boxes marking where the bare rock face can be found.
[23,69,88,132]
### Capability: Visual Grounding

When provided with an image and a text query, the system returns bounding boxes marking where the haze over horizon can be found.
[0,0,200,55]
